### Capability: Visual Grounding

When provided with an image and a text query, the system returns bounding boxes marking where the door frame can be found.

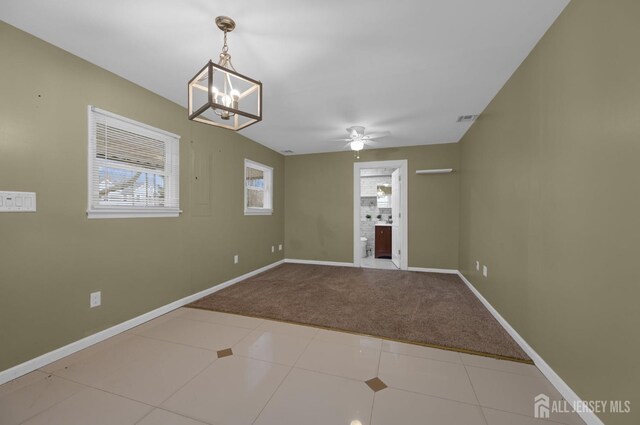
[353,160,408,270]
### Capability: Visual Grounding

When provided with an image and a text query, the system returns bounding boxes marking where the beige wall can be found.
[285,144,459,269]
[458,1,640,423]
[0,22,284,371]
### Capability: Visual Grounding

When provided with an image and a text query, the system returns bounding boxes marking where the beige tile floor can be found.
[0,308,586,425]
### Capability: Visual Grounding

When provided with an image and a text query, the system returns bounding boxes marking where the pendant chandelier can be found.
[188,16,262,131]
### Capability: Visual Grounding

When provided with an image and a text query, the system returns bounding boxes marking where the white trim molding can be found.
[0,259,284,386]
[408,267,459,274]
[244,158,274,216]
[284,258,354,267]
[353,160,409,270]
[456,271,604,425]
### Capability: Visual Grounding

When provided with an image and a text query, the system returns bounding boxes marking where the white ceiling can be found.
[0,0,569,155]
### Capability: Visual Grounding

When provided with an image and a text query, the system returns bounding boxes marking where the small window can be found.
[87,106,180,219]
[244,159,273,215]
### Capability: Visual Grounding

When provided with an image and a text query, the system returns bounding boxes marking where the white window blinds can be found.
[244,159,273,215]
[87,106,180,218]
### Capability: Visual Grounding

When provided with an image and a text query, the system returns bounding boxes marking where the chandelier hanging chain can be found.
[218,29,237,71]
[222,31,228,53]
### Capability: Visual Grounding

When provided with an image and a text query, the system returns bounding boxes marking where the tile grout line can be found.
[250,333,317,425]
[462,363,489,425]
[369,346,384,425]
[151,351,219,411]
[231,332,316,368]
[39,343,220,415]
[8,373,89,425]
[132,407,156,425]
[385,347,542,379]
[377,384,484,410]
[369,392,377,425]
[458,361,542,378]
[16,380,159,425]
[287,363,484,410]
[174,313,266,332]
[131,329,250,354]
[141,315,258,333]
[381,348,464,366]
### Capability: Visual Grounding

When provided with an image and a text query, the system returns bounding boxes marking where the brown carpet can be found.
[189,263,530,362]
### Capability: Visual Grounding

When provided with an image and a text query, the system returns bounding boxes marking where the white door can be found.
[391,169,401,268]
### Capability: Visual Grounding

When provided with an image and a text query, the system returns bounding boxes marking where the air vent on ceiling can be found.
[457,115,479,123]
[281,150,294,154]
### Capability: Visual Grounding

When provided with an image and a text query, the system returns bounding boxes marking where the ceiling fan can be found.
[334,126,390,158]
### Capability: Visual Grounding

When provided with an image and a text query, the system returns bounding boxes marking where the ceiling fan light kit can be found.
[350,140,365,152]
[340,126,389,159]
[188,16,262,131]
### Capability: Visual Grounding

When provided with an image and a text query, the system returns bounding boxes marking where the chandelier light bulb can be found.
[210,86,219,101]
[222,94,232,107]
[230,89,240,109]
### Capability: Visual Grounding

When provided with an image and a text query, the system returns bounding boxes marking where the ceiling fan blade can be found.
[346,126,365,138]
[329,138,351,142]
[364,131,390,139]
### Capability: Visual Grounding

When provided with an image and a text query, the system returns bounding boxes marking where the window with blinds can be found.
[87,106,180,218]
[244,159,273,215]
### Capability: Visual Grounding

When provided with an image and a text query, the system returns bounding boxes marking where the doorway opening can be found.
[353,160,408,270]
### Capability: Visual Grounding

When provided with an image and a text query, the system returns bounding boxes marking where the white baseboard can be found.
[456,271,603,425]
[408,267,459,274]
[284,258,354,267]
[0,259,285,386]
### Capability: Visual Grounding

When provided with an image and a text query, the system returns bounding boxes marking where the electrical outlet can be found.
[278,244,283,251]
[90,291,101,308]
[475,260,480,271]
[482,265,488,277]
[234,254,239,264]
[271,246,275,253]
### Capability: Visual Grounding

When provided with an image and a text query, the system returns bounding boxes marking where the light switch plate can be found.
[475,260,480,271]
[0,191,36,212]
[482,265,488,277]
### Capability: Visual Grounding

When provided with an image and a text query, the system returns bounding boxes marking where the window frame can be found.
[244,159,273,216]
[87,106,181,219]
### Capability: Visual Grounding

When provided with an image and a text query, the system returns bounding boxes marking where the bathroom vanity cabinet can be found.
[375,225,392,259]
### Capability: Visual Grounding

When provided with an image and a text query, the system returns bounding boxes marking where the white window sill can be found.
[87,208,182,219]
[244,209,273,216]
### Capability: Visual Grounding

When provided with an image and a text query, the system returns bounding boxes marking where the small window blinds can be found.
[244,159,273,215]
[87,106,180,218]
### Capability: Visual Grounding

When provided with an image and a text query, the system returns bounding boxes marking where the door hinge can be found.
[398,249,401,255]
